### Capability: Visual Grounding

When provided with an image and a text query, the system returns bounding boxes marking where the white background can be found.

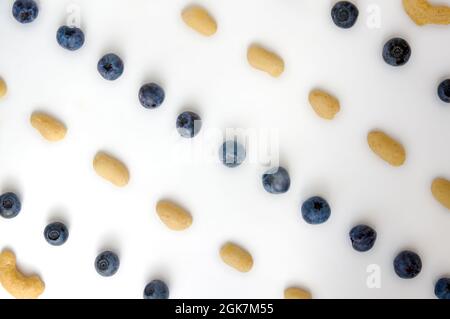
[0,0,450,299]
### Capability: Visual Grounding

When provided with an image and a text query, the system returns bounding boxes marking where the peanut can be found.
[431,178,450,210]
[182,6,217,36]
[93,152,130,187]
[247,44,284,77]
[156,200,193,231]
[220,243,253,273]
[367,130,406,167]
[284,287,312,299]
[0,78,7,98]
[30,112,67,142]
[308,89,340,120]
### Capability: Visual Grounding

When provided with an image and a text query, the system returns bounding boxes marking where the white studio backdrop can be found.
[0,0,450,298]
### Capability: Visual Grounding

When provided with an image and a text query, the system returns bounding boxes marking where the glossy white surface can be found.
[0,0,449,299]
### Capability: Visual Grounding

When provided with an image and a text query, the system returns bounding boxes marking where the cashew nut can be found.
[403,0,450,25]
[0,250,45,299]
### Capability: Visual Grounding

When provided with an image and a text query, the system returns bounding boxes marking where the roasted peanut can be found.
[182,6,217,36]
[30,112,67,142]
[93,152,130,187]
[156,200,192,231]
[0,78,7,98]
[367,130,406,167]
[431,178,450,210]
[308,89,340,120]
[220,243,253,273]
[284,287,312,299]
[247,45,284,77]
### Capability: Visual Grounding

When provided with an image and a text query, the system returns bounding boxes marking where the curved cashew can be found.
[0,250,45,299]
[403,0,450,25]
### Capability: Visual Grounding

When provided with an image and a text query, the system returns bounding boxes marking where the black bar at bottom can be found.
[0,299,444,317]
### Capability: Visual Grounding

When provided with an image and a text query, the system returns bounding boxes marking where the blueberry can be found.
[262,167,290,194]
[0,192,21,219]
[56,26,85,51]
[219,139,246,168]
[97,53,124,81]
[383,38,411,67]
[176,111,202,138]
[349,225,377,252]
[331,1,359,29]
[435,278,450,299]
[95,251,120,277]
[301,196,331,224]
[393,250,422,279]
[44,222,69,246]
[12,0,38,24]
[139,83,165,109]
[438,79,450,103]
[143,280,169,299]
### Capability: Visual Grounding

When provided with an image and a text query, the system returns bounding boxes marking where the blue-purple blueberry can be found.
[44,222,69,246]
[301,196,331,224]
[95,251,120,277]
[97,53,124,81]
[262,167,290,194]
[349,225,377,252]
[438,79,450,103]
[383,38,411,67]
[13,0,38,24]
[219,140,246,168]
[331,1,359,29]
[143,280,169,299]
[139,83,165,108]
[176,111,202,138]
[393,250,422,279]
[56,26,85,51]
[435,278,450,299]
[0,192,21,219]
